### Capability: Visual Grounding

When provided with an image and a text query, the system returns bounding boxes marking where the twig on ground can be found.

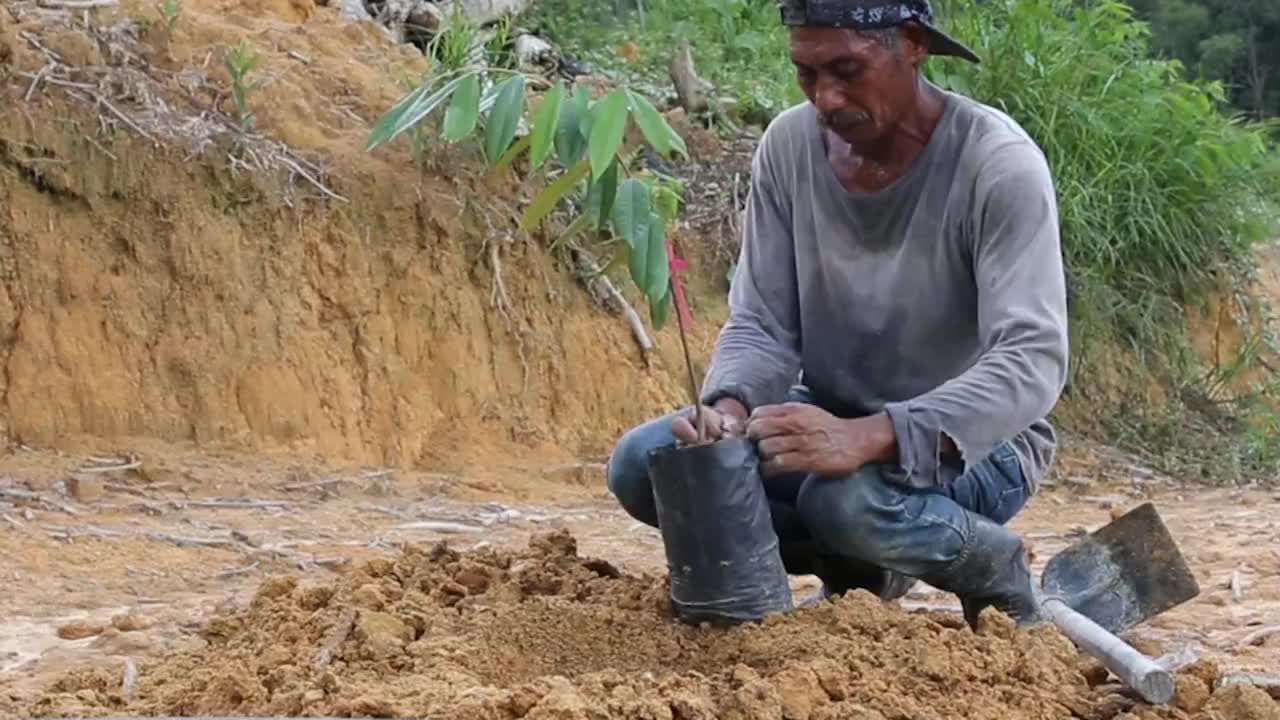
[94,93,156,143]
[120,656,137,703]
[217,561,259,578]
[1218,672,1280,700]
[395,520,485,534]
[1,487,79,515]
[174,498,293,510]
[45,524,127,540]
[38,0,118,7]
[314,607,355,668]
[277,153,348,203]
[1239,625,1280,648]
[280,477,345,492]
[145,531,236,549]
[18,31,61,63]
[569,246,655,365]
[25,63,53,101]
[2,513,23,527]
[75,459,143,474]
[1230,569,1243,602]
[84,134,118,160]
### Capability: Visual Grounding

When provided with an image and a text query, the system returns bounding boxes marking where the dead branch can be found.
[2,513,23,527]
[1,487,79,515]
[314,607,355,668]
[1238,625,1280,648]
[37,0,118,7]
[120,656,138,703]
[395,520,485,534]
[216,561,259,578]
[75,459,143,474]
[280,477,345,492]
[277,153,348,203]
[1218,672,1280,700]
[1230,569,1243,602]
[175,498,293,510]
[145,531,236,549]
[569,247,655,365]
[668,39,708,115]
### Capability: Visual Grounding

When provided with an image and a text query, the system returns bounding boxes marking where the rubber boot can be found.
[799,554,918,607]
[919,510,1044,628]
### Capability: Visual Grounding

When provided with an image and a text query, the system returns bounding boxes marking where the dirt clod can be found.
[1206,684,1280,720]
[29,530,1115,720]
[56,622,104,641]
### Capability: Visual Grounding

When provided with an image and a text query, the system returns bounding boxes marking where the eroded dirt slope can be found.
[0,0,719,474]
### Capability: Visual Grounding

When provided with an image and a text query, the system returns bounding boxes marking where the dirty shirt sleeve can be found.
[882,141,1069,487]
[699,126,803,412]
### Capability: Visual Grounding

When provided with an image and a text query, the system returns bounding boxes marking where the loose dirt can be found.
[1,529,1180,720]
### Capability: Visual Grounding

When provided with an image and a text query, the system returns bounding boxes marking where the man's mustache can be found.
[819,110,871,131]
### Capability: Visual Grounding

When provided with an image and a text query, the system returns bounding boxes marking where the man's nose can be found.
[811,76,846,116]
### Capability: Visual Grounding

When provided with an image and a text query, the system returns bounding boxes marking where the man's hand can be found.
[671,397,748,444]
[745,403,897,478]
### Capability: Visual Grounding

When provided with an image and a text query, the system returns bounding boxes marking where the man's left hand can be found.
[745,403,897,478]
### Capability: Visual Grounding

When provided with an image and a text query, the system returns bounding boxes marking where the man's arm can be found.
[699,125,803,415]
[881,140,1069,487]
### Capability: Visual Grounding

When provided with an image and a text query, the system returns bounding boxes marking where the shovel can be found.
[1037,502,1200,706]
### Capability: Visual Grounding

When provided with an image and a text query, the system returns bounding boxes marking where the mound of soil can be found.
[27,528,1274,720]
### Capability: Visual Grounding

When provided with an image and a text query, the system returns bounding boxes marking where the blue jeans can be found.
[605,389,1033,596]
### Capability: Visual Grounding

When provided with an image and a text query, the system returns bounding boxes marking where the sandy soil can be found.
[0,439,1277,719]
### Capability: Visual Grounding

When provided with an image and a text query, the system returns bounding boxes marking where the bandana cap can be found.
[779,0,981,64]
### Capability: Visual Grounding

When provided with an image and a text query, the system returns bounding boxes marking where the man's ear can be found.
[899,23,931,67]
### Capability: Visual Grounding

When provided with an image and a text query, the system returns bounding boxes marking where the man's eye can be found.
[796,67,815,82]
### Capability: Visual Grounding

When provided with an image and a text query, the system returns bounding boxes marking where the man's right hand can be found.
[671,398,749,444]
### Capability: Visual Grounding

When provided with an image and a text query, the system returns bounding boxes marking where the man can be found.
[607,0,1068,628]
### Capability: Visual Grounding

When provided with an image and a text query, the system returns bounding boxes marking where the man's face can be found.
[789,26,925,146]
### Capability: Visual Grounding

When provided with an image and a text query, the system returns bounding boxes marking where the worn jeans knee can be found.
[604,411,681,527]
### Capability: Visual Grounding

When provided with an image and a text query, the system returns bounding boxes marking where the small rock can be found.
[1184,658,1221,688]
[253,576,298,604]
[66,475,103,503]
[1173,675,1210,714]
[974,606,1016,639]
[355,611,413,659]
[57,621,104,640]
[352,584,386,610]
[1205,684,1280,720]
[110,613,152,632]
[302,689,325,705]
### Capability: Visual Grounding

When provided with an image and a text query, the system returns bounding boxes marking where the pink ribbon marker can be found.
[667,237,693,329]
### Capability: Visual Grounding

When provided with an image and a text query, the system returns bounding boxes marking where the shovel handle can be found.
[1042,597,1174,705]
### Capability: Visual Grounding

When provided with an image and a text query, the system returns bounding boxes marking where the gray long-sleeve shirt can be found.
[700,90,1069,492]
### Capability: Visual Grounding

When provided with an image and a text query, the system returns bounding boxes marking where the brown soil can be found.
[1,0,1279,719]
[21,526,1280,720]
[5,530,1147,720]
[0,0,723,478]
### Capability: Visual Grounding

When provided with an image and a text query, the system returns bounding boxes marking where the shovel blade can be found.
[1040,502,1199,635]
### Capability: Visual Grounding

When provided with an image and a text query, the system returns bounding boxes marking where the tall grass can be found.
[928,0,1279,372]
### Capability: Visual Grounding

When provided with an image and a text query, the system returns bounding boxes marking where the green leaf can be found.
[443,74,480,142]
[555,84,591,167]
[588,160,620,230]
[367,73,470,151]
[649,285,672,330]
[611,178,653,250]
[521,157,591,230]
[588,88,629,179]
[642,214,671,301]
[529,81,566,169]
[484,75,526,165]
[493,133,532,169]
[626,89,688,159]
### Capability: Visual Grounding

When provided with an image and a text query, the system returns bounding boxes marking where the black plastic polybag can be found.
[647,436,794,626]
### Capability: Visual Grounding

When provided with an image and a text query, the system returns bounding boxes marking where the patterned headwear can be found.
[778,0,981,64]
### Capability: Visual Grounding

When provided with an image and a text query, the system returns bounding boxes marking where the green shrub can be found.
[928,0,1279,376]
